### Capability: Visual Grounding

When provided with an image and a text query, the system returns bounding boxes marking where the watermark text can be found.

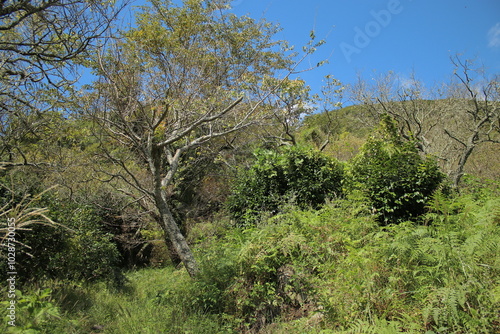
[5,217,17,327]
[340,0,410,63]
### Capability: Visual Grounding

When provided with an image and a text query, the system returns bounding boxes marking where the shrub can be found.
[47,201,121,281]
[0,172,122,283]
[348,115,445,224]
[2,198,121,283]
[226,146,344,225]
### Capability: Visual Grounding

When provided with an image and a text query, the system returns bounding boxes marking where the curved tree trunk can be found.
[450,142,475,188]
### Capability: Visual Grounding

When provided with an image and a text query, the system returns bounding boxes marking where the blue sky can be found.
[229,0,500,97]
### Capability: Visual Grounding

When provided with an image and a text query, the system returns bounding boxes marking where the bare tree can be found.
[243,31,327,148]
[350,71,439,155]
[314,74,346,151]
[443,56,500,187]
[84,0,314,277]
[348,59,499,187]
[260,77,314,146]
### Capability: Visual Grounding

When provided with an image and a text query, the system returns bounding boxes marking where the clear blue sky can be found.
[229,0,500,97]
[117,0,499,99]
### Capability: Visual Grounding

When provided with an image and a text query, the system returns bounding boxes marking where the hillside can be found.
[298,101,500,182]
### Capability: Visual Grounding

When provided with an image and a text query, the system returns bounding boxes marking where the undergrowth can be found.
[2,187,499,333]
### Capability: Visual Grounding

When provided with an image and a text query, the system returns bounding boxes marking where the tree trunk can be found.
[148,144,199,278]
[451,142,475,188]
[155,190,199,277]
[164,236,182,267]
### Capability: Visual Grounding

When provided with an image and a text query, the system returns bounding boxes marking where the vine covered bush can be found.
[227,146,344,225]
[348,115,445,224]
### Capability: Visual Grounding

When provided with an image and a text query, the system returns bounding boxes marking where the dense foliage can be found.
[348,116,445,224]
[0,192,121,284]
[227,146,344,225]
[4,182,497,333]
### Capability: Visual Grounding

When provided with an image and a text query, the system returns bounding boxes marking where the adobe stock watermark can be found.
[340,0,412,63]
[232,0,244,7]
[5,217,17,327]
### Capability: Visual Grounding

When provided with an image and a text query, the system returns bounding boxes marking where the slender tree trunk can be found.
[148,144,199,278]
[164,235,182,267]
[155,189,199,277]
[446,125,480,188]
[451,143,475,188]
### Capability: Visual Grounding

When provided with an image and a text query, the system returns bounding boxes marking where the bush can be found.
[0,171,122,283]
[348,115,445,224]
[2,198,121,283]
[226,146,344,225]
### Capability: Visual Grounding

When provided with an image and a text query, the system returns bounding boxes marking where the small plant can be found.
[0,289,61,333]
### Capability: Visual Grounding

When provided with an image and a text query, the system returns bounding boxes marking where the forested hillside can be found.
[1,0,499,333]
